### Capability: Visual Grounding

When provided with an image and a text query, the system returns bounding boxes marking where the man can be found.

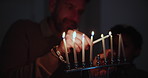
[0,0,91,78]
[91,24,148,78]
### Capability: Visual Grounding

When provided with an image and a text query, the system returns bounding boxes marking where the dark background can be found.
[0,0,148,72]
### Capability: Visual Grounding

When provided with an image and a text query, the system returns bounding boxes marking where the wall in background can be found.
[0,0,46,45]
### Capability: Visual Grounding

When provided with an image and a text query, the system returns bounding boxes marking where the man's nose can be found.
[72,11,81,23]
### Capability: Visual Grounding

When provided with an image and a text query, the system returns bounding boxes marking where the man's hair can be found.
[86,0,90,3]
[110,24,143,49]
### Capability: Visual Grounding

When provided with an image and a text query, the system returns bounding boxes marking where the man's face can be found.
[52,0,86,33]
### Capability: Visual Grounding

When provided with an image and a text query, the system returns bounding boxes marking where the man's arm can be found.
[0,20,61,78]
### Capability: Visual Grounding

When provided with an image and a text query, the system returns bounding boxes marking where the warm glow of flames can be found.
[109,31,112,35]
[91,31,94,36]
[82,34,85,38]
[62,32,65,38]
[101,34,104,37]
[73,31,76,39]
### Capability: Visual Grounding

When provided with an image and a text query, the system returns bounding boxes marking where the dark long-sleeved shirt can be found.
[0,18,72,78]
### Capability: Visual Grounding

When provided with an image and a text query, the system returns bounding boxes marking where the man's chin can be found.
[67,25,78,30]
[59,23,78,32]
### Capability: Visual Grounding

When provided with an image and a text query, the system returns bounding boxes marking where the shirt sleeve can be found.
[0,20,61,78]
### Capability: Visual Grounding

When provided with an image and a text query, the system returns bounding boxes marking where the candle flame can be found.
[82,34,85,40]
[62,32,66,38]
[91,31,94,36]
[109,31,112,35]
[83,34,85,37]
[101,34,104,37]
[73,31,76,39]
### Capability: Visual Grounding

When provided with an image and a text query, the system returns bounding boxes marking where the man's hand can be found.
[58,30,91,55]
[90,49,115,77]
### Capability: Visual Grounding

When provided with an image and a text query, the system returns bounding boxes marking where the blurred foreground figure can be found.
[91,24,148,78]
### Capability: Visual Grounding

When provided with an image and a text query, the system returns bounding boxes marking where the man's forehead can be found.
[63,0,85,2]
[62,0,86,5]
[63,0,86,8]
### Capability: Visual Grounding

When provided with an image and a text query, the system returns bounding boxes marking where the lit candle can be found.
[73,31,78,64]
[90,31,94,63]
[82,34,85,63]
[93,35,109,44]
[101,34,107,62]
[62,32,70,64]
[109,31,113,61]
[118,34,121,61]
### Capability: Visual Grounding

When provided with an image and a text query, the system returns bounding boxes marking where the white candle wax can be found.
[101,34,107,62]
[90,31,94,62]
[120,34,126,61]
[93,35,109,44]
[82,34,85,63]
[73,31,78,63]
[109,31,113,61]
[62,32,70,64]
[118,34,121,59]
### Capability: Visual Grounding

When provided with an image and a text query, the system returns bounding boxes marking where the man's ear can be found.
[49,0,57,13]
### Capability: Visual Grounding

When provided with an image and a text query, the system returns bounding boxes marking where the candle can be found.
[73,31,78,64]
[62,32,70,64]
[82,34,85,63]
[101,34,107,62]
[90,31,94,63]
[120,34,126,62]
[118,34,121,61]
[93,35,109,44]
[109,31,113,61]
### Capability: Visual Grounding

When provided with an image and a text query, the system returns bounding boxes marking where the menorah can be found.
[62,31,129,77]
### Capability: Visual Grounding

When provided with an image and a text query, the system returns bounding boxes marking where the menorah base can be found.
[65,62,130,73]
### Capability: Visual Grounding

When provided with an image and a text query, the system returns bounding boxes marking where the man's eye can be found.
[66,3,73,10]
